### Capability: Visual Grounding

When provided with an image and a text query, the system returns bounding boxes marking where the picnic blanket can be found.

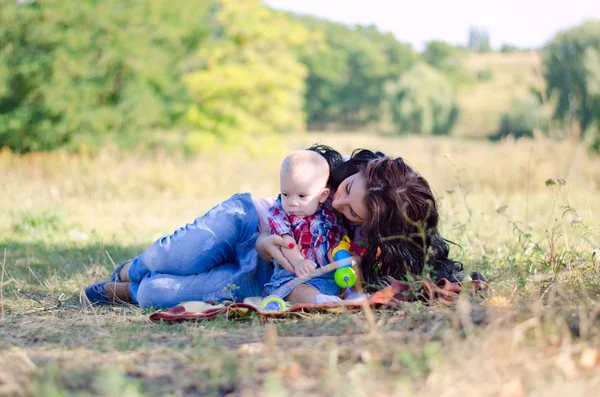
[149,278,488,323]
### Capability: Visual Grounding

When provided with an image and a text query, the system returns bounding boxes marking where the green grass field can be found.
[1,132,600,396]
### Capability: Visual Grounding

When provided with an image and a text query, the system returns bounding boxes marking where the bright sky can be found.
[265,0,600,50]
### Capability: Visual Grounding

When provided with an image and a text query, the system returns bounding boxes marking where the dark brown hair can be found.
[360,157,462,286]
[308,144,463,287]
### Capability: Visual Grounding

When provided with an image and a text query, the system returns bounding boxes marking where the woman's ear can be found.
[319,188,330,203]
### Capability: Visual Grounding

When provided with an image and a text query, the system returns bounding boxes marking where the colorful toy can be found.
[331,236,358,296]
[262,295,286,312]
[261,236,357,312]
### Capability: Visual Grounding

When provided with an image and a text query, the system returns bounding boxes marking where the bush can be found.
[584,122,600,152]
[476,68,494,81]
[492,96,549,140]
[500,44,519,53]
[387,64,459,135]
[423,40,457,69]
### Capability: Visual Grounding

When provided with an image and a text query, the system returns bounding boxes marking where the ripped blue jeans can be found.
[126,193,272,308]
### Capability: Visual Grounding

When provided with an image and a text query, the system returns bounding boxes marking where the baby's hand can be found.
[294,259,317,278]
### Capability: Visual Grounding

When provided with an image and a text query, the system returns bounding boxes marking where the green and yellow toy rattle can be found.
[331,236,358,295]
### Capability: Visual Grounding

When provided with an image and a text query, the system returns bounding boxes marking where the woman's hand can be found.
[255,233,295,273]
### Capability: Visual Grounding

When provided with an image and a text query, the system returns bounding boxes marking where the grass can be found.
[1,132,600,396]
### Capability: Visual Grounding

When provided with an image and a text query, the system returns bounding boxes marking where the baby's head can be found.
[279,150,330,218]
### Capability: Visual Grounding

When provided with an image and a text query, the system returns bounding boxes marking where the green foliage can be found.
[423,40,471,90]
[295,16,418,128]
[476,68,494,81]
[584,122,600,152]
[585,128,600,152]
[0,0,210,152]
[500,44,519,53]
[183,0,310,137]
[583,47,600,151]
[423,40,458,69]
[492,95,549,140]
[387,64,458,135]
[0,0,508,151]
[544,20,600,137]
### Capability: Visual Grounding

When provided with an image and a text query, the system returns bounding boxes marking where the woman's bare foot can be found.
[104,281,133,303]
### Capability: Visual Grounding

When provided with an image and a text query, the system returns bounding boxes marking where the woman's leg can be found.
[133,256,273,309]
[127,193,259,282]
[85,280,135,305]
[119,262,132,282]
[105,282,134,303]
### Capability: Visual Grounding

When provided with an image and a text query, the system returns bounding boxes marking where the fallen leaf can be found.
[579,347,600,369]
[555,352,578,380]
[488,295,510,307]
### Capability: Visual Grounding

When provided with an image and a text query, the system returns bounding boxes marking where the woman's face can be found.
[332,172,369,224]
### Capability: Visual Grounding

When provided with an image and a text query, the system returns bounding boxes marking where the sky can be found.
[264,0,600,50]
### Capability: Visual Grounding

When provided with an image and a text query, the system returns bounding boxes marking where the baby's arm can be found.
[268,197,317,276]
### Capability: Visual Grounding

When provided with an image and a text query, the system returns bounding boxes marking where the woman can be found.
[85,145,463,308]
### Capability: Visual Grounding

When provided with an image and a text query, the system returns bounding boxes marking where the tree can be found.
[183,0,310,137]
[387,64,458,135]
[423,40,458,69]
[0,0,210,152]
[583,46,600,150]
[544,20,600,136]
[293,16,418,129]
[422,40,471,90]
[467,26,491,53]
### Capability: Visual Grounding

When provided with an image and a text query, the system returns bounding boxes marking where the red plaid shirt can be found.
[268,195,341,267]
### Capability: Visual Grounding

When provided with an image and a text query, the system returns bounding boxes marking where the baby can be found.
[264,150,343,304]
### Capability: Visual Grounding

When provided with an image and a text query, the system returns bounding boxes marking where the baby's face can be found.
[280,166,329,218]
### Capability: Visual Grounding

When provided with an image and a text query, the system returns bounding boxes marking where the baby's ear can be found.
[319,188,330,203]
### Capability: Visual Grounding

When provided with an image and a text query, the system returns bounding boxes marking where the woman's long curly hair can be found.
[308,144,463,288]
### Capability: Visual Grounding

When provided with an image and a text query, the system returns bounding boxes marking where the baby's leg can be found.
[286,284,341,304]
[286,284,320,304]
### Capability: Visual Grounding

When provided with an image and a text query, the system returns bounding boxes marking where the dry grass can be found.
[1,132,600,396]
[453,51,550,137]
